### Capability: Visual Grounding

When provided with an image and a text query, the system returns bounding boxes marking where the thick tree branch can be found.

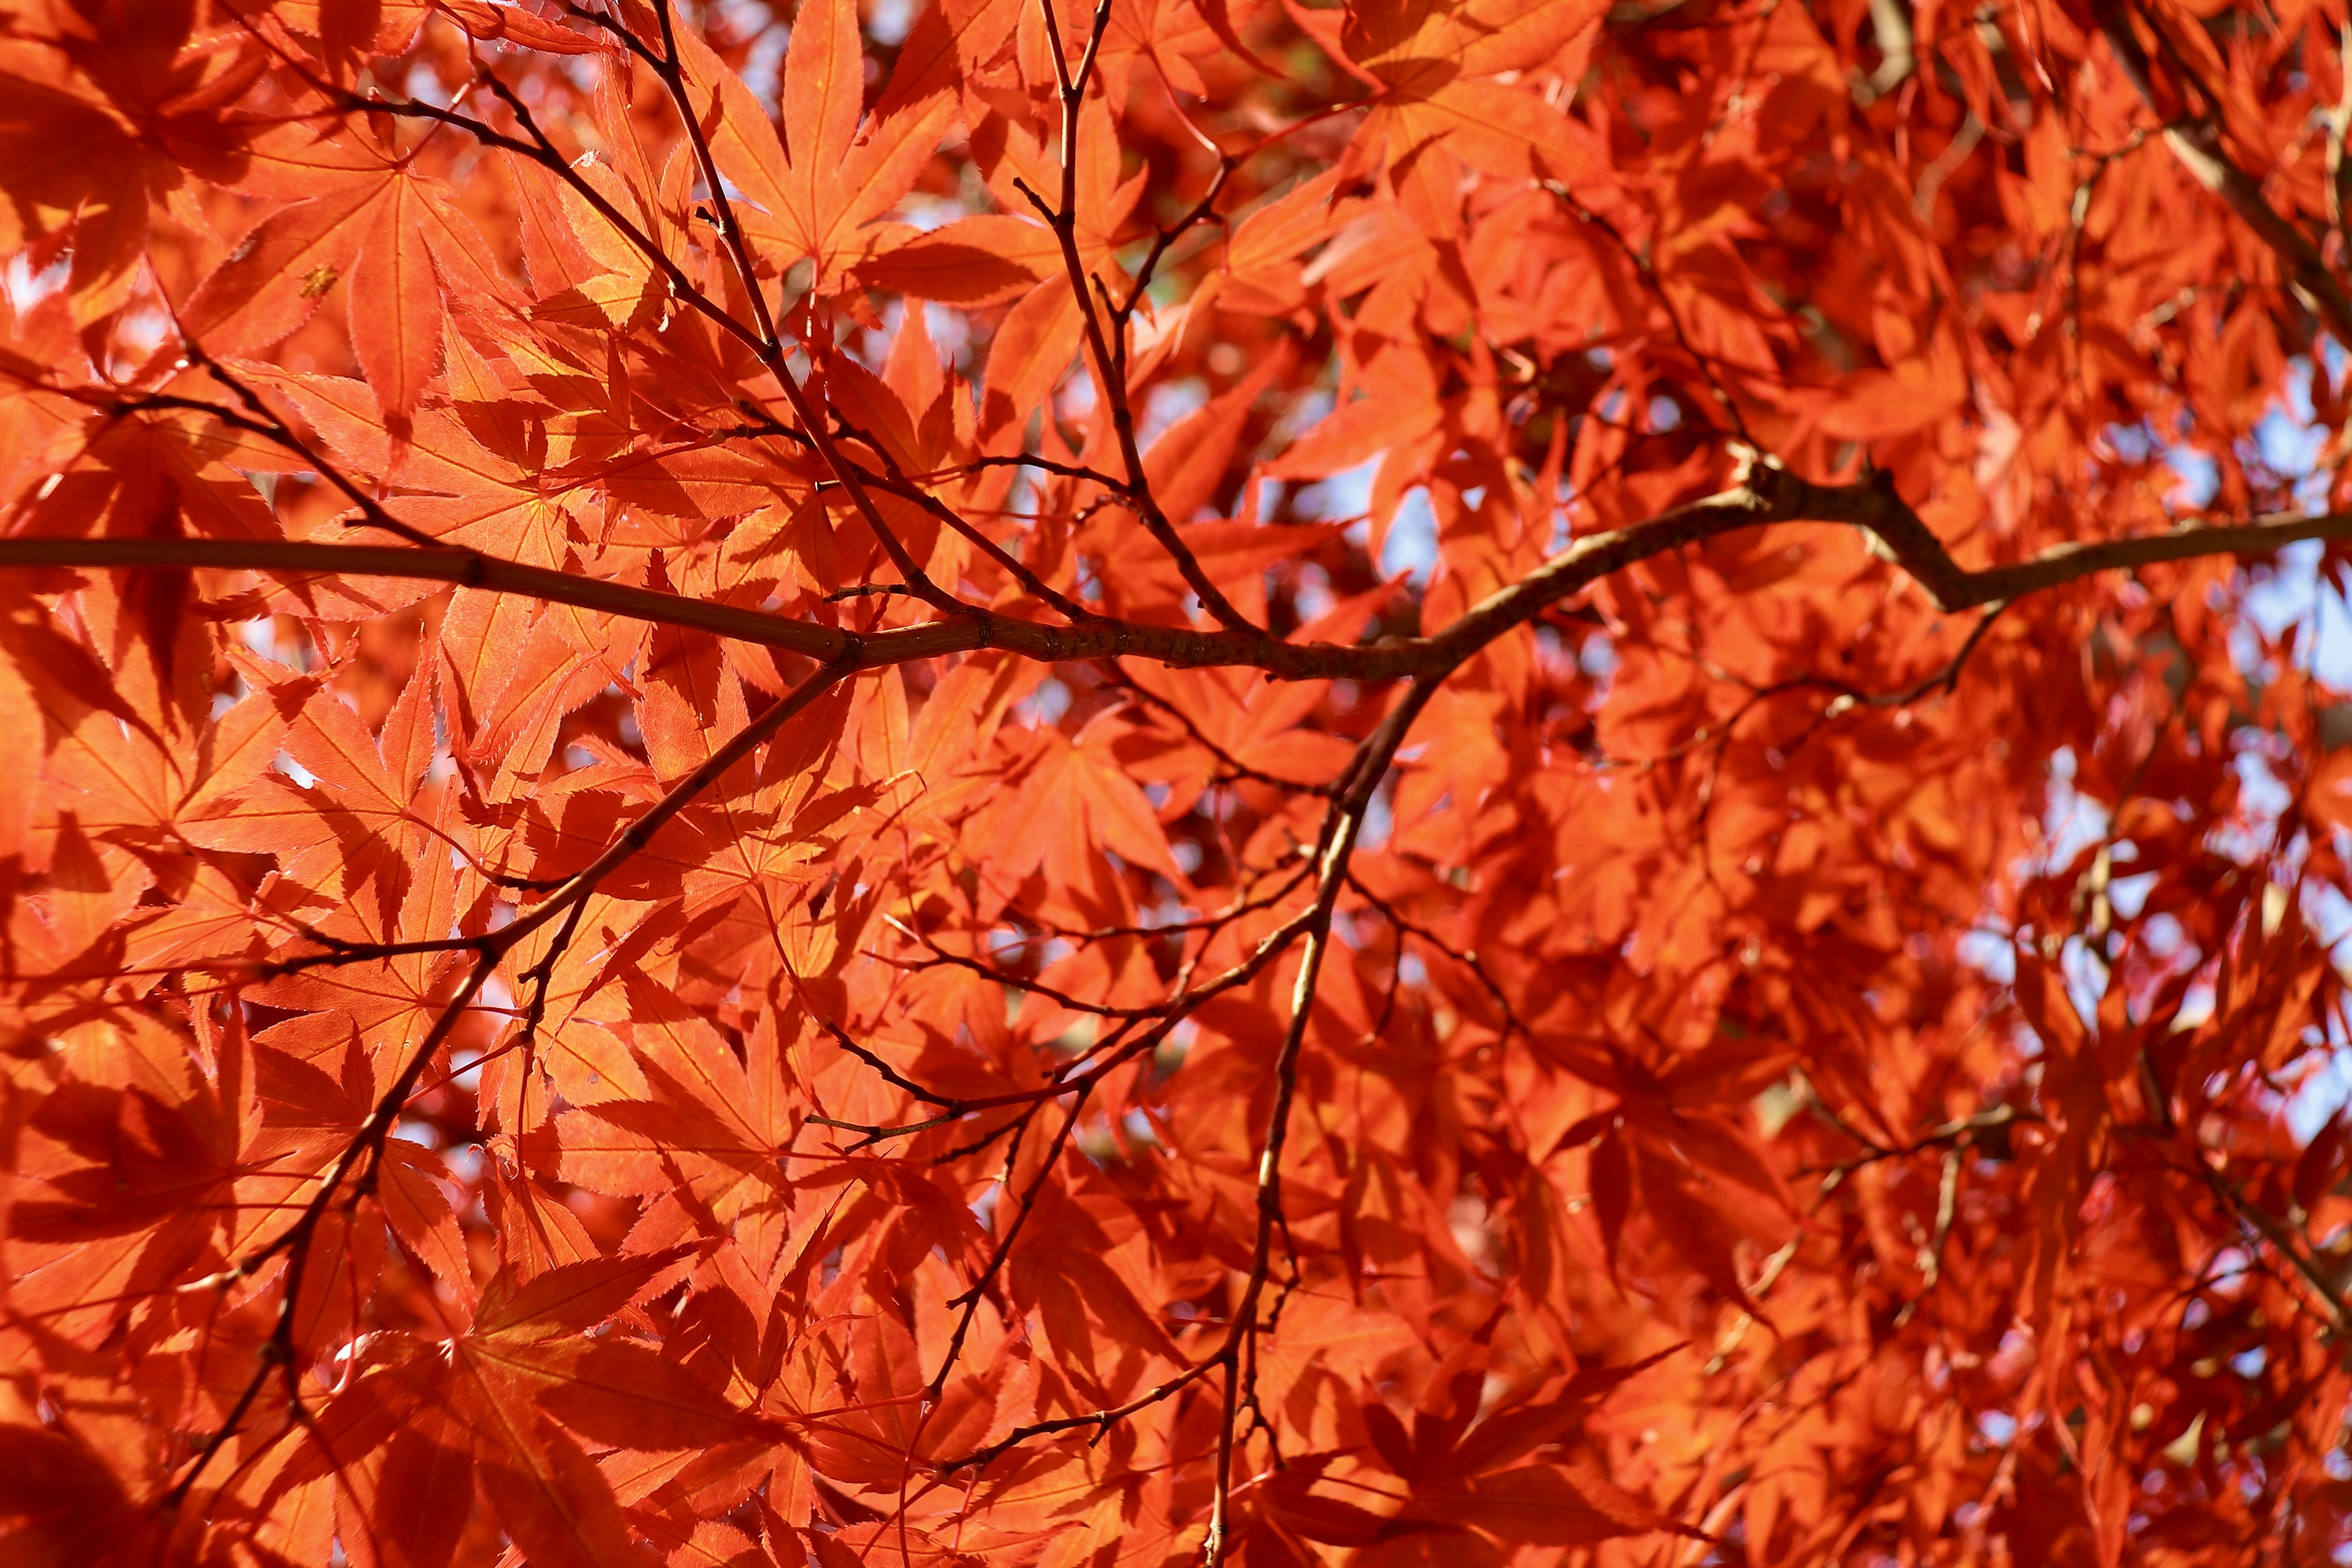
[13,459,2351,682]
[0,535,850,659]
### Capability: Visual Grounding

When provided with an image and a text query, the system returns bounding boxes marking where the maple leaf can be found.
[1339,0,1605,184]
[0,1,262,322]
[673,0,957,287]
[184,134,502,432]
[0,1422,158,1568]
[8,1009,322,1340]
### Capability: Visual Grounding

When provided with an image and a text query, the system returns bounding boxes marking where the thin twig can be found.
[1017,0,1257,634]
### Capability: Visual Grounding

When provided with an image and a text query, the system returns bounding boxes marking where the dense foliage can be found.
[3,0,2351,1561]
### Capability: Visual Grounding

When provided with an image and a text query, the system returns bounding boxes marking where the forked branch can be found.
[1019,0,1258,635]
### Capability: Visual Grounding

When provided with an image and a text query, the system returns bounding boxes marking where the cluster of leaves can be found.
[3,0,2352,1561]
